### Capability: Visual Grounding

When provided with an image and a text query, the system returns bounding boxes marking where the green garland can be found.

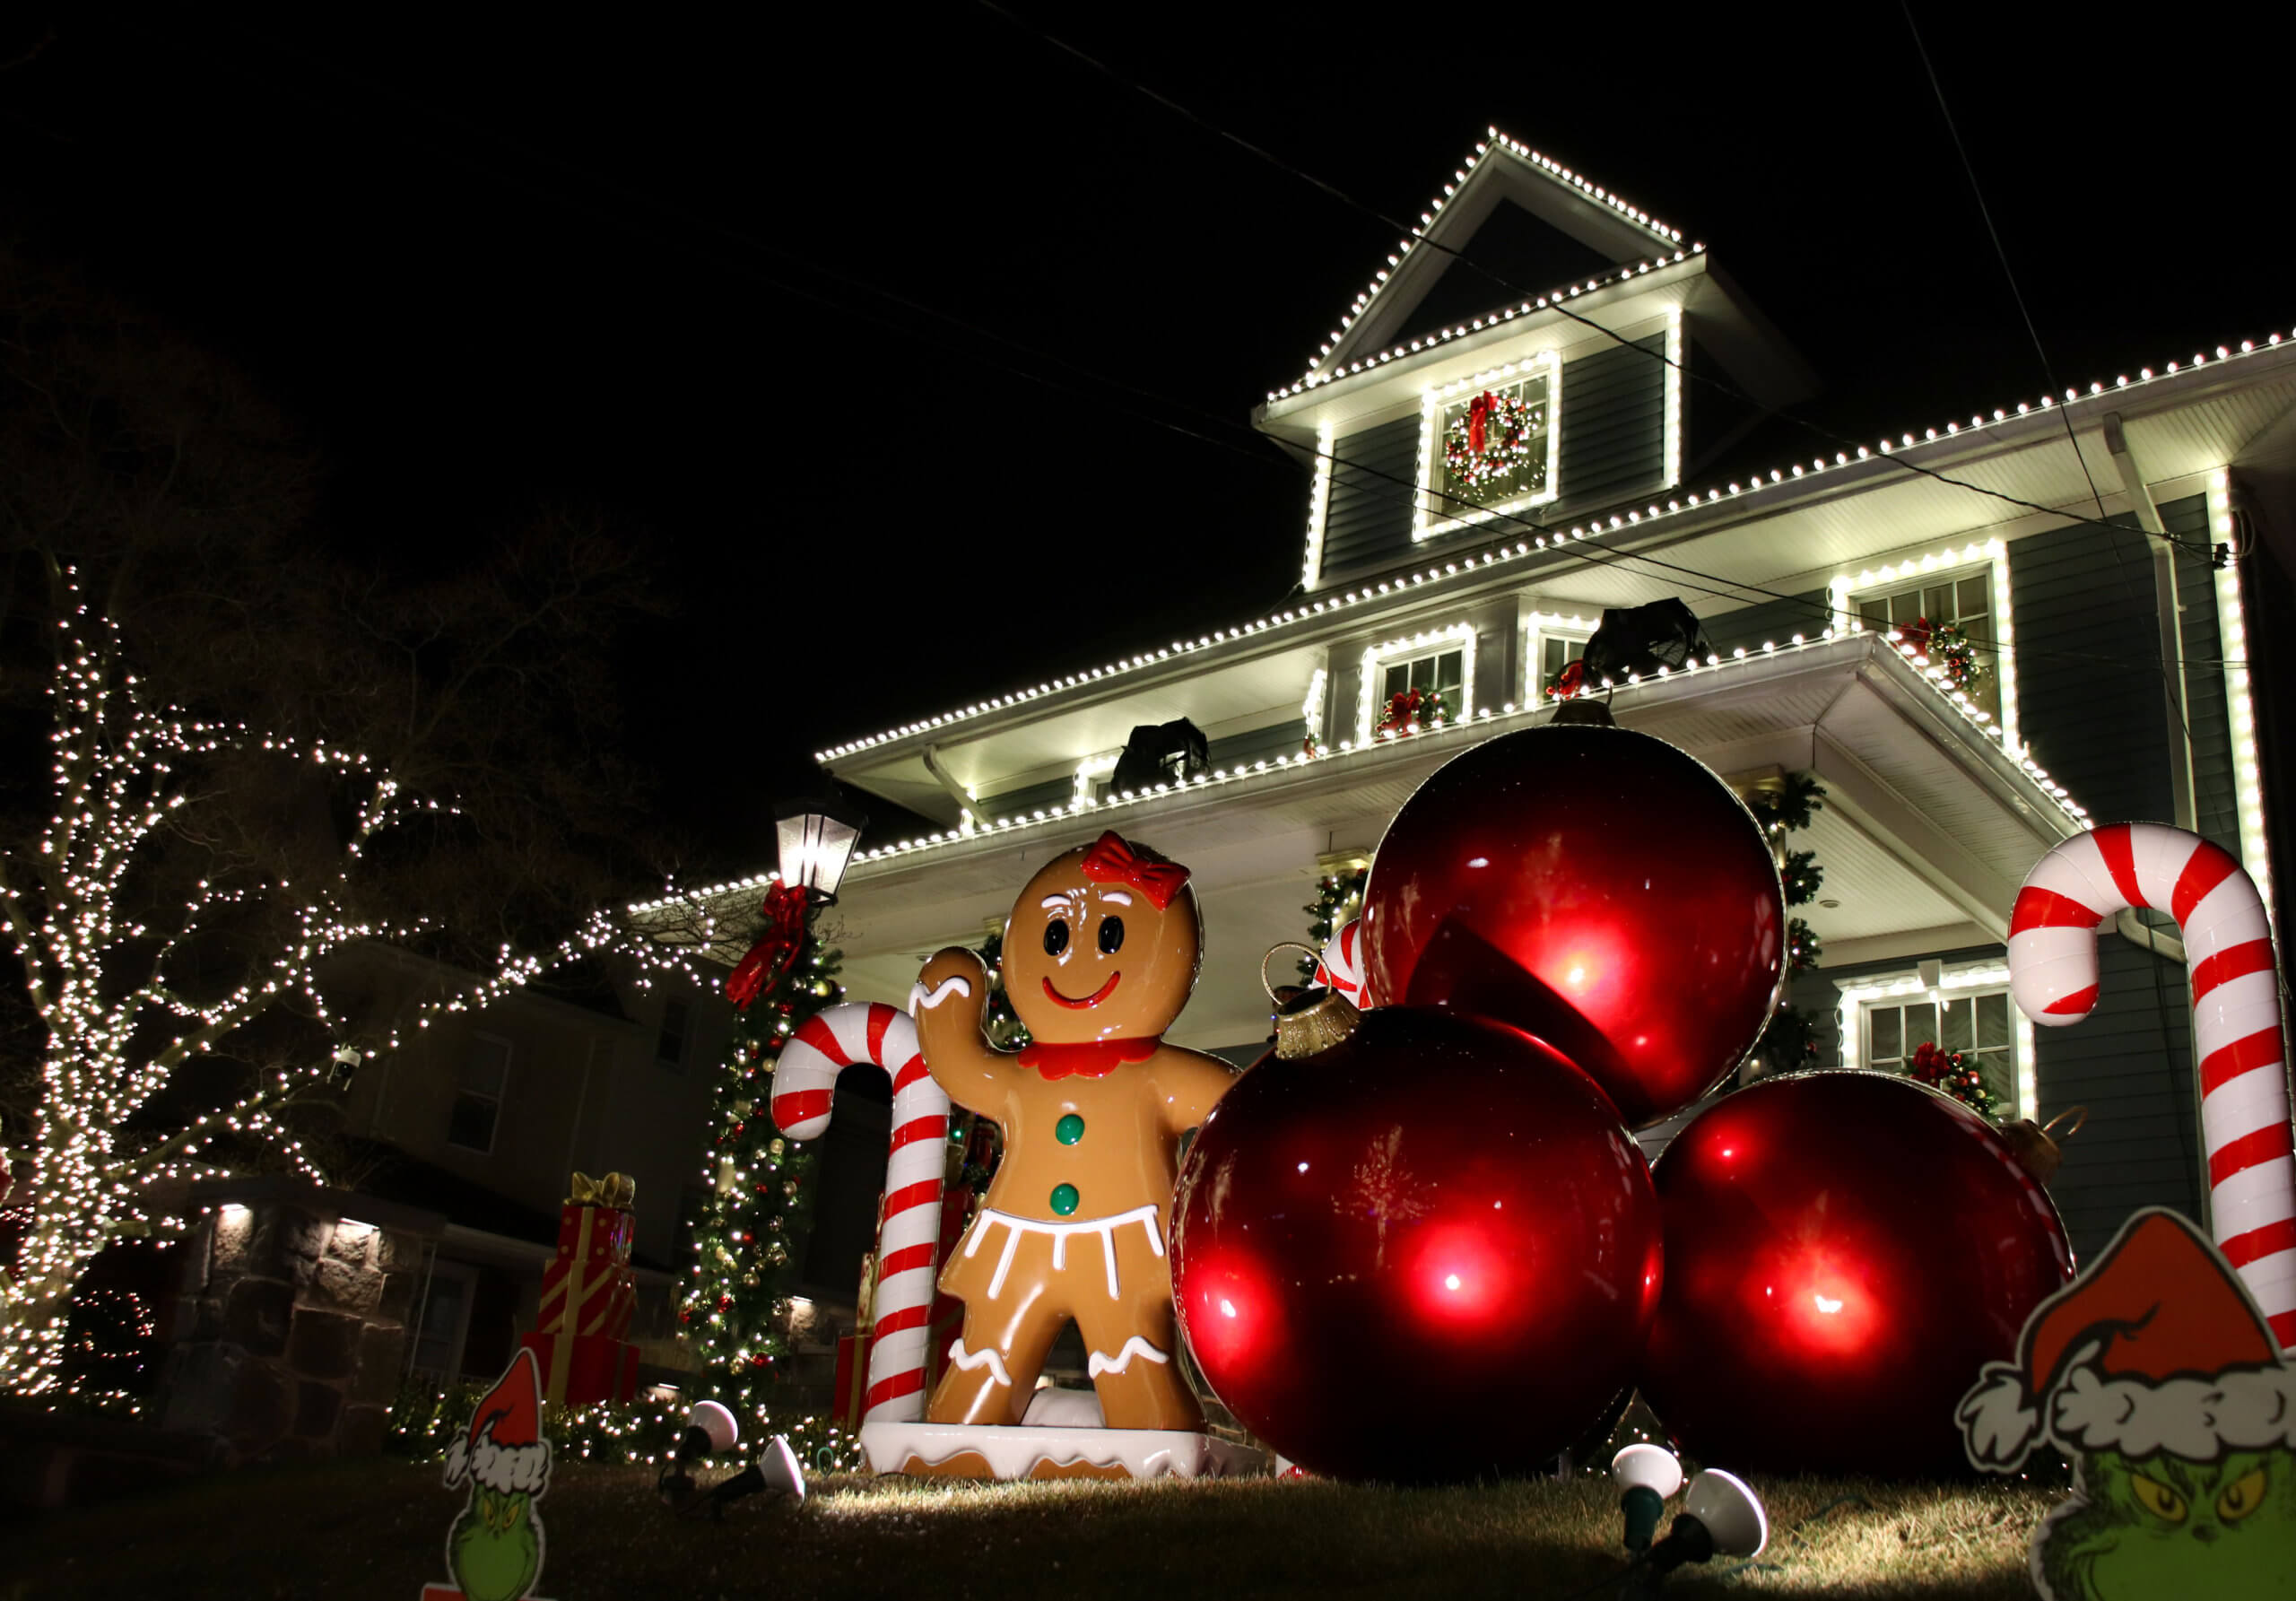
[975,930,1032,1049]
[1750,775,1830,1075]
[1299,867,1368,982]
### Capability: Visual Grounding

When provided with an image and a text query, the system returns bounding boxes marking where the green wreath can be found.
[1443,390,1546,503]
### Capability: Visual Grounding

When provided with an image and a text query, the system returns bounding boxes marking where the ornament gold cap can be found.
[1999,1105,2086,1185]
[1550,697,1616,727]
[1261,944,1362,1058]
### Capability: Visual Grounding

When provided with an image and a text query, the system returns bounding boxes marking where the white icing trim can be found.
[909,976,973,1012]
[960,1204,1165,1301]
[859,1420,1268,1482]
[945,1339,1013,1388]
[1087,1336,1170,1379]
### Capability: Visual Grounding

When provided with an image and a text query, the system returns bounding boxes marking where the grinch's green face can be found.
[2039,1448,2296,1600]
[448,1486,543,1601]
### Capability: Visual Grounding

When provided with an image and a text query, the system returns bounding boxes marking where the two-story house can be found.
[679,129,2292,1272]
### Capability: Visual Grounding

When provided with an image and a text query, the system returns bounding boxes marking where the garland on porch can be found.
[1299,866,1369,983]
[1746,773,1829,1075]
[677,919,843,1414]
[1909,1040,2001,1119]
[1902,617,1988,697]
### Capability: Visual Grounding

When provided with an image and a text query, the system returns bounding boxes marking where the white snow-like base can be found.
[860,1421,1269,1481]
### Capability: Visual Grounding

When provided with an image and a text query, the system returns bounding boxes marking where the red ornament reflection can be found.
[1361,724,1784,1127]
[1638,1071,2074,1476]
[1170,1006,1663,1483]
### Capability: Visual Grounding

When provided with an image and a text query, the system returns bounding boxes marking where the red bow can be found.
[726,882,807,1012]
[1552,660,1586,700]
[1467,391,1496,456]
[1078,831,1191,910]
[1902,616,1935,652]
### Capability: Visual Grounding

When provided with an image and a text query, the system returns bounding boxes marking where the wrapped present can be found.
[831,1331,872,1429]
[524,1170,639,1406]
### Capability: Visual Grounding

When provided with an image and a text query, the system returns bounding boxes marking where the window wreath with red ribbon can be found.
[1441,389,1547,504]
[1377,685,1448,737]
[1899,616,1988,697]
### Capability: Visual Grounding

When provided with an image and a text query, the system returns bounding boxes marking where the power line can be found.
[975,1,2219,561]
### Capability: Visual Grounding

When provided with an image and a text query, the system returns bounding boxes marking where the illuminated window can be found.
[1358,624,1476,741]
[447,1035,509,1153]
[1380,646,1465,710]
[1417,360,1561,540]
[1864,988,2013,1103]
[1526,617,1593,699]
[1856,570,1999,721]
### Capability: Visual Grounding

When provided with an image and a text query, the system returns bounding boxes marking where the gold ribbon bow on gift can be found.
[569,1170,636,1209]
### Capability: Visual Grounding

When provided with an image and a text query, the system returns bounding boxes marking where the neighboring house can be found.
[667,129,2292,1271]
[331,949,733,1386]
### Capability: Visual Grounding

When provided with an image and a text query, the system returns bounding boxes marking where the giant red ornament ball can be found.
[1637,1071,2075,1476]
[1170,1005,1663,1483]
[1360,722,1785,1128]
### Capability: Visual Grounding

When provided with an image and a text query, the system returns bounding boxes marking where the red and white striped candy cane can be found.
[769,1002,952,1419]
[1314,918,1370,1007]
[2008,822,2294,1345]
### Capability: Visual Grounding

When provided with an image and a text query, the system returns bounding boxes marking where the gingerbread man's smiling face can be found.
[1002,834,1203,1044]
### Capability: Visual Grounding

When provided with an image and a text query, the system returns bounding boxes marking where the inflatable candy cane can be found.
[769,1002,952,1419]
[1313,918,1370,1007]
[2008,822,2295,1346]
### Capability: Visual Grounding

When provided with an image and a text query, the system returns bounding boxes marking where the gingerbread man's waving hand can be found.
[909,831,1235,1431]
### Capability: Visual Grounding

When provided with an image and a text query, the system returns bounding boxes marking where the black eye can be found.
[1098,916,1125,954]
[1043,918,1069,956]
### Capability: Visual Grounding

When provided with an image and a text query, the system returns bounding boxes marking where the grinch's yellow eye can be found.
[2218,1468,2269,1523]
[2131,1475,2187,1524]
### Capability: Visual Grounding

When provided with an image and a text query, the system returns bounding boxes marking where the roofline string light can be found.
[816,323,2294,768]
[657,632,2089,919]
[2208,469,2276,928]
[1293,127,1686,388]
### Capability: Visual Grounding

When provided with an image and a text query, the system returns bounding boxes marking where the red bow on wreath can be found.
[726,881,808,1012]
[1552,660,1587,700]
[1901,615,1935,652]
[1079,831,1192,910]
[1909,1040,1953,1084]
[1467,392,1497,456]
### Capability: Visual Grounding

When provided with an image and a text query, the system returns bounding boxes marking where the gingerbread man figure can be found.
[908,831,1235,1433]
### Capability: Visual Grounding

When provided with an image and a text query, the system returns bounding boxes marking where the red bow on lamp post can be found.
[726,882,808,1012]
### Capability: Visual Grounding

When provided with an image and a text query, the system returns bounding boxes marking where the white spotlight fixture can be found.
[1611,1443,1684,1553]
[1633,1469,1768,1591]
[699,1433,806,1518]
[658,1399,740,1503]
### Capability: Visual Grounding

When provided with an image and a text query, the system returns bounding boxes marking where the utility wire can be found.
[976,1,2220,561]
[181,20,2248,692]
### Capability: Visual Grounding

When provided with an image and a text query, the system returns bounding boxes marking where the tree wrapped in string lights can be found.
[0,564,702,1397]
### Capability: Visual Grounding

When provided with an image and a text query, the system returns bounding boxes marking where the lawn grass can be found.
[7,1460,2060,1599]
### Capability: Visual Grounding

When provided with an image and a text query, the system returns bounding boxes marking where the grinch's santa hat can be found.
[1960,1207,2296,1470]
[444,1348,552,1496]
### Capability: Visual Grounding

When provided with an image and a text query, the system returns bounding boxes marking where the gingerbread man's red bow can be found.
[1079,831,1191,910]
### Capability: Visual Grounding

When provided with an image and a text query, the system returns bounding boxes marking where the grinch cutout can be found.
[426,1348,552,1601]
[1959,1209,2296,1599]
[896,831,1241,1473]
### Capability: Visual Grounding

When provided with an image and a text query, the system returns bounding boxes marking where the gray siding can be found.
[1704,590,1828,659]
[2033,935,2206,1260]
[1208,718,1309,771]
[2166,493,2241,857]
[977,774,1074,821]
[2007,519,2176,826]
[1552,332,1667,515]
[1318,415,1420,579]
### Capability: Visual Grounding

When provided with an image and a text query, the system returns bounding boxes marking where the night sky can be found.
[4,11,2285,873]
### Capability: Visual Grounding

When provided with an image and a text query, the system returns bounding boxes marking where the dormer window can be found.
[1417,356,1561,541]
[1359,623,1477,741]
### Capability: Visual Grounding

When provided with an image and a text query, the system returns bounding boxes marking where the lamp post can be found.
[773,793,866,908]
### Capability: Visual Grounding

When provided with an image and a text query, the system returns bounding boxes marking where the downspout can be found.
[919,744,978,832]
[2103,413,2199,831]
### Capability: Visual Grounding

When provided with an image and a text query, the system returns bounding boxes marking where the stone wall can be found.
[157,1188,437,1463]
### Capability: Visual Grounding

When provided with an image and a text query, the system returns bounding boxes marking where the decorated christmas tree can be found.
[677,911,846,1418]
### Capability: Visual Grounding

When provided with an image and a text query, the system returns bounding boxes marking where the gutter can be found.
[2104,413,2199,832]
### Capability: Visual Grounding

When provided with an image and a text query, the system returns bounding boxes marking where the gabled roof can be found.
[1298,127,1689,387]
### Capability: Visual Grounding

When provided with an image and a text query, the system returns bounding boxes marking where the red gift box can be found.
[524,1173,639,1406]
[832,1331,871,1429]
